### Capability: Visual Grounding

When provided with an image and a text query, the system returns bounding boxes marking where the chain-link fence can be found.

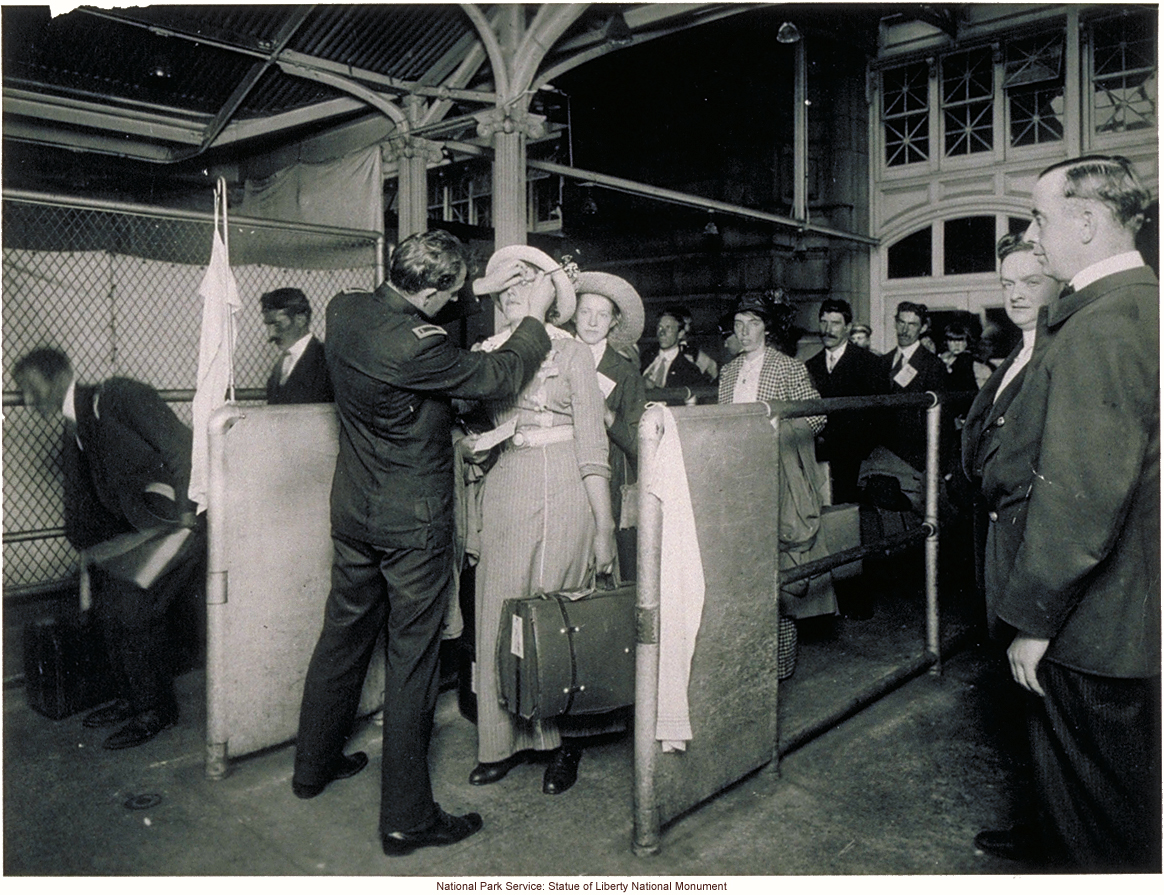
[2,193,382,596]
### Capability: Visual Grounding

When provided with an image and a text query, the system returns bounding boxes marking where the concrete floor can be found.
[5,573,1067,881]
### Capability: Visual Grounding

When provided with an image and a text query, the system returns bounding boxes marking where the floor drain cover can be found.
[124,794,162,810]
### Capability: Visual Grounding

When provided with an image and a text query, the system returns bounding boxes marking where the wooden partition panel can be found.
[204,404,383,778]
[634,404,782,853]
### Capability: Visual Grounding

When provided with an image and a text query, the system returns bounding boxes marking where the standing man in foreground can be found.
[292,230,551,856]
[979,155,1159,871]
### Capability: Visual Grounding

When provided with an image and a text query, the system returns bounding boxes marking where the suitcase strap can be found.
[551,595,582,716]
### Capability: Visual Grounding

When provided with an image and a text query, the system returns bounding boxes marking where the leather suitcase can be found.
[820,503,862,580]
[23,616,115,720]
[497,584,636,720]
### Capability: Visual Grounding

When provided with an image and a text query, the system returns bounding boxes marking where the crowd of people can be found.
[12,153,1158,869]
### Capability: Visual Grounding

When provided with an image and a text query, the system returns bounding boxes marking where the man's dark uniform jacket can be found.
[640,346,708,390]
[266,334,333,404]
[805,343,883,503]
[325,284,550,548]
[878,342,948,470]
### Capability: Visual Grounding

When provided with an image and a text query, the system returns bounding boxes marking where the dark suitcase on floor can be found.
[23,616,115,720]
[497,584,636,720]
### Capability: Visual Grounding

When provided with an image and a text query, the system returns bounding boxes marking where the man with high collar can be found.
[805,298,883,504]
[978,155,1159,871]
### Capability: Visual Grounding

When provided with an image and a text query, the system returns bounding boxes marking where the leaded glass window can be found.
[1006,33,1065,146]
[1092,11,1157,134]
[884,61,930,167]
[943,48,994,156]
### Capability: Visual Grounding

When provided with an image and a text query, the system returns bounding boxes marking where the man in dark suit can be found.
[292,230,553,857]
[641,306,708,391]
[978,156,1159,871]
[261,287,333,404]
[879,300,947,471]
[13,348,205,750]
[805,298,884,504]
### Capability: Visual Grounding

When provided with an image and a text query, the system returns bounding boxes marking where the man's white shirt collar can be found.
[899,341,922,363]
[1071,251,1146,291]
[62,379,78,425]
[284,332,314,369]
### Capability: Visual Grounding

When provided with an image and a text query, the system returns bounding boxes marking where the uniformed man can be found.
[291,230,553,857]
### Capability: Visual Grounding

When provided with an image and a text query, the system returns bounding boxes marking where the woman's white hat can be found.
[485,244,576,324]
[573,271,645,348]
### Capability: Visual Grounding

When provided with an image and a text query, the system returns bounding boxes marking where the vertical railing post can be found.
[633,407,665,855]
[924,395,942,672]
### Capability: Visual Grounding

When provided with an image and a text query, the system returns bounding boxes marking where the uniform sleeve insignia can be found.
[412,324,447,340]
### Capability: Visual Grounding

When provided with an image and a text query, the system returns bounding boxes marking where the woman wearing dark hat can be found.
[464,245,618,796]
[571,271,647,579]
[718,290,831,679]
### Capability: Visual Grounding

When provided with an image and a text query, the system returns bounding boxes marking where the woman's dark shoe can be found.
[381,806,483,856]
[468,752,525,786]
[83,699,134,729]
[292,751,369,799]
[542,742,582,795]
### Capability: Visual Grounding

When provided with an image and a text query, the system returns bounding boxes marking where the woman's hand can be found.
[593,526,617,575]
[456,433,492,465]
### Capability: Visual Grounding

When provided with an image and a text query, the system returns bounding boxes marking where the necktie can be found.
[277,350,293,386]
[890,351,903,378]
[826,351,837,374]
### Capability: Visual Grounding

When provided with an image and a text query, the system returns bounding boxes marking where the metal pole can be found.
[924,396,942,672]
[633,407,666,856]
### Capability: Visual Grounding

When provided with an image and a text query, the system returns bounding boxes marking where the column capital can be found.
[475,106,546,141]
[383,135,445,165]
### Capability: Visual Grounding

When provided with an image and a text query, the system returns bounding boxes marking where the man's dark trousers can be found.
[91,527,207,715]
[294,532,453,834]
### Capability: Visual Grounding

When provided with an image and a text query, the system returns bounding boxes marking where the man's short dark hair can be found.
[895,301,929,325]
[389,230,469,295]
[658,306,687,327]
[996,233,1038,263]
[1040,155,1152,231]
[260,287,312,321]
[819,299,853,324]
[13,347,71,383]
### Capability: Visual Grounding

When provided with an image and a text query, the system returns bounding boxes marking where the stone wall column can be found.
[476,107,546,250]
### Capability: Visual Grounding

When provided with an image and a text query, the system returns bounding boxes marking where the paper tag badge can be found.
[893,364,918,388]
[510,614,524,659]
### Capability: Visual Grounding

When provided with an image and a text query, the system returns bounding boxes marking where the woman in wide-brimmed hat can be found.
[464,245,617,796]
[570,271,646,578]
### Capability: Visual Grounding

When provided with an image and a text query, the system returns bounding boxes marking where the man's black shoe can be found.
[468,752,525,785]
[542,741,582,795]
[292,751,369,799]
[381,806,483,856]
[83,699,134,728]
[103,708,177,750]
[974,826,1043,862]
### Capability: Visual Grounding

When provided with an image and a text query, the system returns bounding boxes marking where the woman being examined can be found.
[466,245,617,796]
[571,271,647,580]
[718,291,829,679]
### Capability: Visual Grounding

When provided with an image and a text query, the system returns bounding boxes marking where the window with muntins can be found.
[1091,10,1158,135]
[943,47,994,156]
[884,61,930,167]
[1006,33,1065,146]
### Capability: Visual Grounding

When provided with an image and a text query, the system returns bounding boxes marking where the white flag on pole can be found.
[189,185,240,512]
